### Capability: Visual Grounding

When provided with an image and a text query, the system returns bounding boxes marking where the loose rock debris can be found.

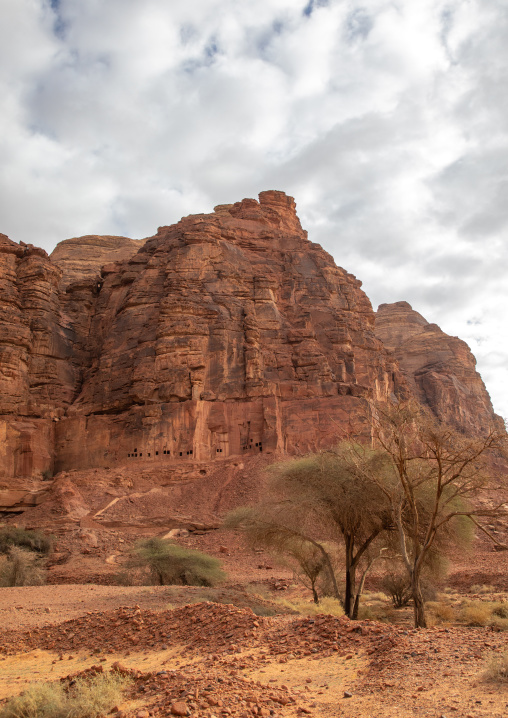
[0,602,403,663]
[3,602,508,717]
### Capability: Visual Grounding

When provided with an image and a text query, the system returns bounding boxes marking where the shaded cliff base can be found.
[1,448,506,594]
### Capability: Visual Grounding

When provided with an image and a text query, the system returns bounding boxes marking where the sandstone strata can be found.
[0,192,398,492]
[56,191,398,472]
[375,301,502,435]
[0,193,501,507]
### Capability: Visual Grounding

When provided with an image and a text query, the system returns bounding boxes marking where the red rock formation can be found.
[53,191,397,471]
[375,301,503,435]
[0,193,399,488]
[0,234,79,483]
[51,235,146,289]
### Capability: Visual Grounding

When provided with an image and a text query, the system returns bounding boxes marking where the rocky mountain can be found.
[0,192,402,493]
[375,301,503,435]
[0,193,502,511]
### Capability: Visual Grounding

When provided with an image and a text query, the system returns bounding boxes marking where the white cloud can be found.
[0,0,507,417]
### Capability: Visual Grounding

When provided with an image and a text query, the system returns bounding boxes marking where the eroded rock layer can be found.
[375,301,503,435]
[51,235,147,289]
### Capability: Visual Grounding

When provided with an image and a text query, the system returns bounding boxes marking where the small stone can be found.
[171,702,189,716]
[343,691,353,698]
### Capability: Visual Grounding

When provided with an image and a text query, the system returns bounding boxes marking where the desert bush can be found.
[251,605,279,617]
[357,602,397,622]
[0,527,53,556]
[456,601,508,630]
[381,571,437,608]
[492,602,508,619]
[490,616,508,632]
[482,651,508,682]
[0,672,130,718]
[244,583,272,600]
[113,569,135,586]
[0,547,46,587]
[362,591,389,602]
[460,601,492,626]
[381,572,412,608]
[470,584,496,595]
[128,537,226,586]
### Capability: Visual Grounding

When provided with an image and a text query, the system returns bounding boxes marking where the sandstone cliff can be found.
[375,301,503,435]
[55,191,399,472]
[0,233,78,481]
[1,194,501,505]
[0,192,399,489]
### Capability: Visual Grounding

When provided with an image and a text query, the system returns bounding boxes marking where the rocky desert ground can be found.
[1,515,508,718]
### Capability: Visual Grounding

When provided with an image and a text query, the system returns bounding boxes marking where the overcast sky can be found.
[1,0,507,419]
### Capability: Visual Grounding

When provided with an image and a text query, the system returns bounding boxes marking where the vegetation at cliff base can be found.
[0,526,53,556]
[126,537,227,586]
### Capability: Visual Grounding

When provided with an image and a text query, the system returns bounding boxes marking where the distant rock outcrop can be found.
[375,301,503,435]
[51,235,146,289]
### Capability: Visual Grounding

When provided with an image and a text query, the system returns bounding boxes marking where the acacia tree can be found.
[227,447,393,618]
[226,504,340,604]
[367,400,507,628]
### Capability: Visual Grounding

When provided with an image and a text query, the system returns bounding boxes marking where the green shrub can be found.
[0,527,53,556]
[0,547,46,587]
[128,537,226,586]
[0,672,130,718]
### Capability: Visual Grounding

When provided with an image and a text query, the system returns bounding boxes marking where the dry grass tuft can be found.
[427,600,456,624]
[470,584,496,595]
[0,673,130,718]
[482,651,508,682]
[460,601,492,626]
[458,600,508,629]
[274,596,344,617]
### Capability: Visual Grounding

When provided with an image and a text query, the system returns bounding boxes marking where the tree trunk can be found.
[411,569,427,628]
[344,536,356,618]
[345,567,357,618]
[311,583,319,604]
[351,562,372,620]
